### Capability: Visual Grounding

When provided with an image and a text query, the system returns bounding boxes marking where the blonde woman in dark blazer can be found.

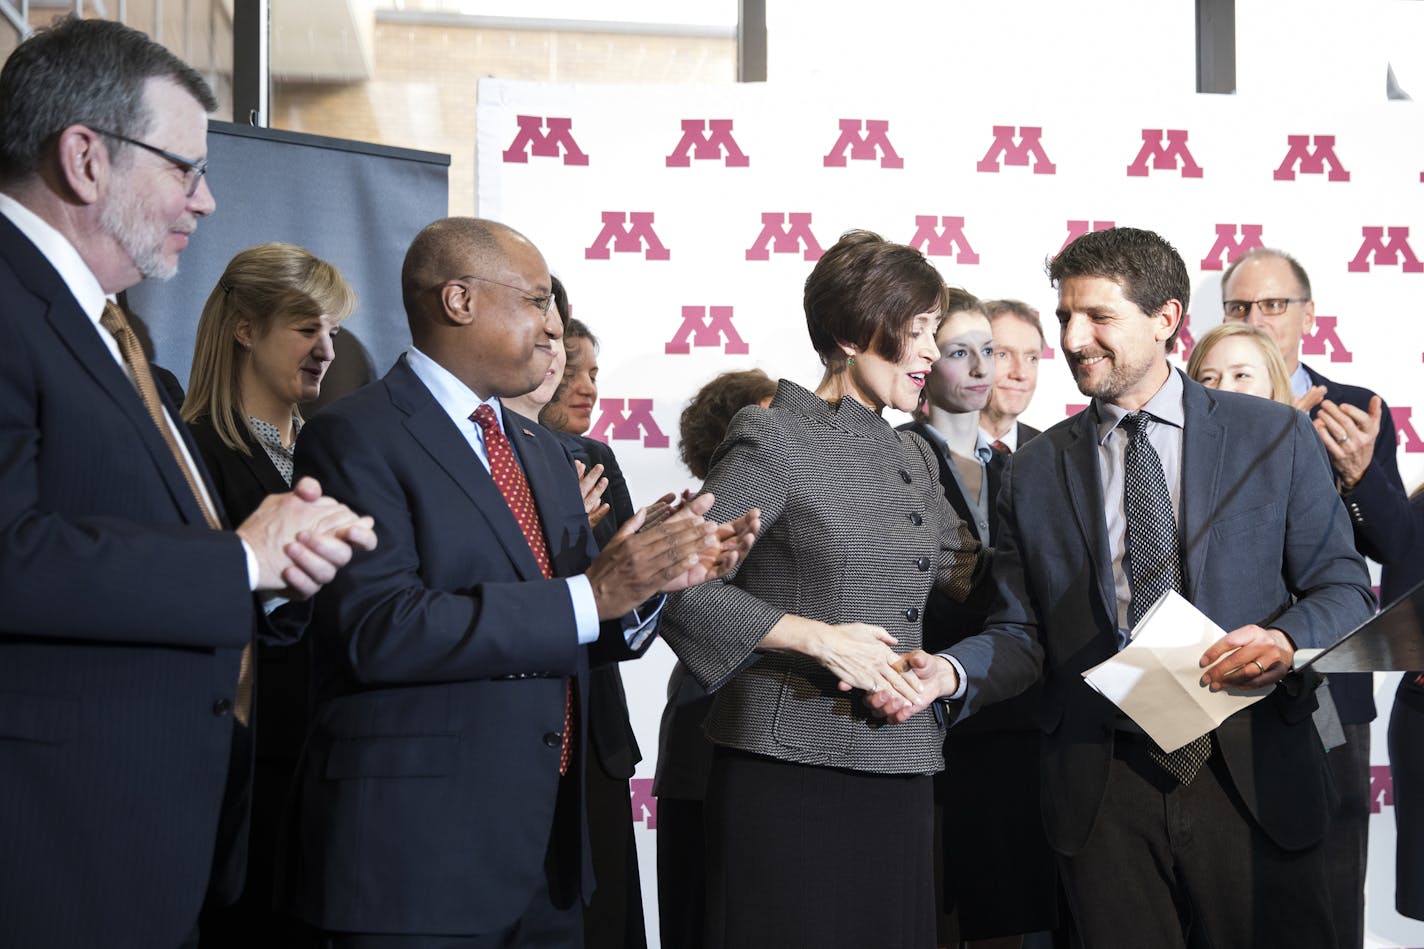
[661,230,987,949]
[181,241,354,948]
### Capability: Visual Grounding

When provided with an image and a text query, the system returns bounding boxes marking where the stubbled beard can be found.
[99,183,178,281]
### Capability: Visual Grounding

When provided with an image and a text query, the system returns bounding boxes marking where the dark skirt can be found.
[703,748,935,949]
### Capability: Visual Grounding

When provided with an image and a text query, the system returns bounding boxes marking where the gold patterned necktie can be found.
[100,301,254,726]
[471,404,573,775]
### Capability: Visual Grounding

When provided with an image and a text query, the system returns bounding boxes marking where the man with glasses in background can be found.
[0,17,376,949]
[1222,247,1415,949]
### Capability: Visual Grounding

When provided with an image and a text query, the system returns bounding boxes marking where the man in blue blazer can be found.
[874,228,1374,948]
[0,18,375,949]
[1222,247,1414,949]
[282,217,756,947]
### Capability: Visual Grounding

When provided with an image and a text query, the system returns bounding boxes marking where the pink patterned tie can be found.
[471,404,572,775]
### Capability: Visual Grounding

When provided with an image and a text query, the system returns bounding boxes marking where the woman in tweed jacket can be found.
[660,230,987,949]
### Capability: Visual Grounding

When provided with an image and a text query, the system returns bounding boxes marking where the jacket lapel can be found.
[1180,379,1225,601]
[0,218,213,528]
[504,408,573,561]
[387,358,545,581]
[233,420,294,498]
[1061,408,1116,624]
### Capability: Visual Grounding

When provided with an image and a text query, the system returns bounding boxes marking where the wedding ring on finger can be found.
[1251,659,1266,675]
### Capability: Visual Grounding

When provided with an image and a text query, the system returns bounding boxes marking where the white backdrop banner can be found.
[475,77,1424,948]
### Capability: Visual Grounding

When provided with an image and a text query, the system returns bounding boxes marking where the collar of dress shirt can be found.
[405,345,506,440]
[978,424,1017,451]
[1289,362,1312,400]
[1092,366,1186,445]
[0,191,109,328]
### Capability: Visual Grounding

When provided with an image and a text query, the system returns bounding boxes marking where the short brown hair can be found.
[1049,227,1190,353]
[984,299,1045,347]
[0,15,216,183]
[679,369,778,479]
[804,230,947,365]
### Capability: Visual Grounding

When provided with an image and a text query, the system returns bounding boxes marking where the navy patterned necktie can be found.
[1122,411,1210,784]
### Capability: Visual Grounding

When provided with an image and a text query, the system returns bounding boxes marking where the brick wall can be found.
[271,20,736,215]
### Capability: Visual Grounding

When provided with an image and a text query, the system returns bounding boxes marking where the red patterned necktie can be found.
[990,439,1012,455]
[471,404,572,775]
[101,302,254,727]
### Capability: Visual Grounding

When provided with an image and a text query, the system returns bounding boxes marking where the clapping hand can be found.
[237,476,378,598]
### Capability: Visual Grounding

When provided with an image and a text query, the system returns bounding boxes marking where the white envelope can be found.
[1081,590,1273,752]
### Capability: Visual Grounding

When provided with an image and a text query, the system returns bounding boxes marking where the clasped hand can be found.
[235,476,378,599]
[856,649,960,724]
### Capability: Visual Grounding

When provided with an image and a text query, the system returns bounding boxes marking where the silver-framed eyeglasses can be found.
[89,126,208,197]
[1222,297,1309,320]
[447,274,553,315]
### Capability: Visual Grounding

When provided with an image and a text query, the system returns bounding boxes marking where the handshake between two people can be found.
[851,622,1298,726]
[586,492,761,620]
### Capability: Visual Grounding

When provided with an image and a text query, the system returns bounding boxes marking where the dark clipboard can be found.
[1299,579,1424,673]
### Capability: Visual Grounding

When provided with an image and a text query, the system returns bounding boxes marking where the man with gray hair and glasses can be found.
[1222,246,1414,949]
[0,17,376,948]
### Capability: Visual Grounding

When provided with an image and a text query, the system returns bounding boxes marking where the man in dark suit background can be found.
[0,17,375,949]
[282,217,756,948]
[1222,247,1415,949]
[874,227,1374,948]
[979,298,1045,451]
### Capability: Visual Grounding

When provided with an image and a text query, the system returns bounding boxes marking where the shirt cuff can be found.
[940,652,969,701]
[242,538,260,590]
[624,595,665,651]
[568,574,600,645]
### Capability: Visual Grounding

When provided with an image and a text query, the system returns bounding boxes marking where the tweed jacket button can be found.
[543,732,562,748]
[909,512,923,526]
[914,556,930,571]
[904,607,920,621]
[899,469,912,483]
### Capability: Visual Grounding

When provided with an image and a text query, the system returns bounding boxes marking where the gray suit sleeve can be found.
[659,406,791,692]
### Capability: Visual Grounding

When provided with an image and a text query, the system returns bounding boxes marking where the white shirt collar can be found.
[1289,363,1312,400]
[0,191,109,326]
[405,345,505,437]
[979,423,1017,451]
[1094,366,1186,445]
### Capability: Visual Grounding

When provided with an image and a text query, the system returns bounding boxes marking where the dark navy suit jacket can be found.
[0,213,255,948]
[1303,362,1416,724]
[281,356,649,935]
[949,374,1374,855]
